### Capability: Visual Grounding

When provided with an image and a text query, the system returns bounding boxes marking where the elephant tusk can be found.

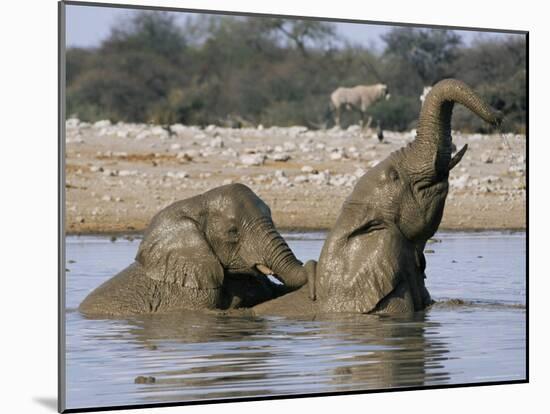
[256,264,274,275]
[448,144,468,170]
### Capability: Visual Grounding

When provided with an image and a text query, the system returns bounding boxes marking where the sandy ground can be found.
[64,120,526,234]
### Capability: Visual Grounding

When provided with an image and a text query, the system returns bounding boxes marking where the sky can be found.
[66,4,517,50]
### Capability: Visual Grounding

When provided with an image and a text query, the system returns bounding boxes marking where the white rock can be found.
[301,165,316,173]
[135,131,150,140]
[329,175,349,187]
[450,174,470,190]
[118,170,138,177]
[240,154,265,166]
[66,136,85,144]
[151,126,169,139]
[93,120,111,128]
[271,153,290,162]
[170,124,187,134]
[165,171,189,179]
[310,170,330,186]
[294,175,309,184]
[210,136,224,148]
[66,118,80,128]
[116,130,129,138]
[170,143,182,151]
[329,152,344,161]
[283,142,297,152]
[299,143,312,153]
[221,148,238,157]
[287,126,308,136]
[101,195,112,202]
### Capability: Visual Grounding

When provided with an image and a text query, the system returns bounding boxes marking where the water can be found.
[64,232,526,410]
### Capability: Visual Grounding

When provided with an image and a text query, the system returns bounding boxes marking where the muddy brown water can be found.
[64,232,526,410]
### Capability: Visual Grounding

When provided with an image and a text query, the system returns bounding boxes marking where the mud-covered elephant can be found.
[79,183,316,316]
[254,79,502,316]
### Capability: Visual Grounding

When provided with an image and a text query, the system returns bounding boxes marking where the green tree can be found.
[383,27,462,87]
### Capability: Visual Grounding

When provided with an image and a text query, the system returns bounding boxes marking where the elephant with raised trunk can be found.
[79,183,316,316]
[254,79,502,316]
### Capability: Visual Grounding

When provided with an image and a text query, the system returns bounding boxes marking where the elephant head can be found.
[315,79,502,314]
[136,183,315,293]
[80,183,315,315]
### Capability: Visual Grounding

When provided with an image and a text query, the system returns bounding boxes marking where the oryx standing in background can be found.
[329,83,390,129]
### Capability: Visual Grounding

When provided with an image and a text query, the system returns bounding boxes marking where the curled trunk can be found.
[253,218,307,290]
[408,79,502,176]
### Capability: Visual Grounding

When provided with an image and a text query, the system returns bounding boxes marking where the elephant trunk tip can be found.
[423,79,503,128]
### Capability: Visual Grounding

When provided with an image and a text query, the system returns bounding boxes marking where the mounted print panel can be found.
[59,1,527,412]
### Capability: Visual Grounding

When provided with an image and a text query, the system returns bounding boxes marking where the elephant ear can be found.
[322,212,416,313]
[135,217,224,289]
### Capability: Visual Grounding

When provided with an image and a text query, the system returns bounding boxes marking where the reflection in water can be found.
[77,310,452,404]
[65,233,526,409]
[323,313,450,390]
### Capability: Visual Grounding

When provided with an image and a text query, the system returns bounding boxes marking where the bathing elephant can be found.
[79,183,316,316]
[330,83,390,129]
[254,79,502,316]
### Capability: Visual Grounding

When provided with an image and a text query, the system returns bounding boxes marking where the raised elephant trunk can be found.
[251,217,307,290]
[408,79,502,177]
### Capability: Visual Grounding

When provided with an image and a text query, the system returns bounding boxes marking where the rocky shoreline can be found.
[65,119,526,234]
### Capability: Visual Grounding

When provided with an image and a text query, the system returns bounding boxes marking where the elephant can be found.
[420,86,432,106]
[253,79,502,316]
[330,83,390,129]
[79,183,316,316]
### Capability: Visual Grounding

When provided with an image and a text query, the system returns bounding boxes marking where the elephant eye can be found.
[227,226,239,238]
[388,168,399,181]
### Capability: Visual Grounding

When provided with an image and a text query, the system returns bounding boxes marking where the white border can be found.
[3,0,545,413]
